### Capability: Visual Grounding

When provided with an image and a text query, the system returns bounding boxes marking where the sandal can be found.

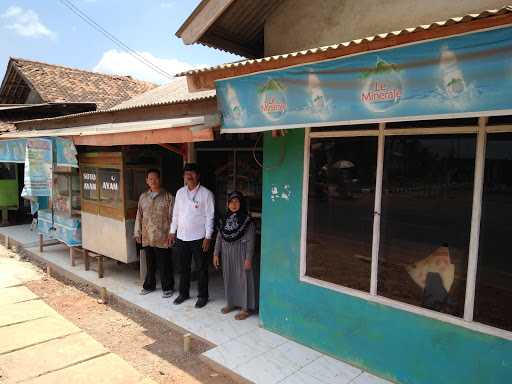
[221,306,235,314]
[235,310,250,320]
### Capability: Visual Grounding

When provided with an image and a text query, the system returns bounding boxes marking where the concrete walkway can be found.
[0,225,394,384]
[0,250,156,384]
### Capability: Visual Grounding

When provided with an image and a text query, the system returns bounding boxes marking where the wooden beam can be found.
[71,126,214,146]
[158,143,187,157]
[177,0,235,44]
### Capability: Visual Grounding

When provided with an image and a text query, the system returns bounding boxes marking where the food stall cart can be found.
[79,150,160,277]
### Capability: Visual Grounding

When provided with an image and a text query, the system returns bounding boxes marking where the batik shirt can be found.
[134,189,174,248]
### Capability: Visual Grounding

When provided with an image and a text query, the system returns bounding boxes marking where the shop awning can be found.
[1,115,218,146]
[215,24,512,133]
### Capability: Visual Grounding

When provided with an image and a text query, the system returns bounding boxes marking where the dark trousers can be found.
[143,246,174,292]
[175,239,208,299]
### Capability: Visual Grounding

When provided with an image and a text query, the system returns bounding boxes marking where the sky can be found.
[0,0,240,84]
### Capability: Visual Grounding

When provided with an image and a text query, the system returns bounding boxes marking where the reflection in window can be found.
[98,168,121,207]
[306,137,378,291]
[378,135,476,317]
[475,133,512,331]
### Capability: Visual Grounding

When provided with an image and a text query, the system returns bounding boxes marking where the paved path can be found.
[0,252,156,384]
[0,225,395,384]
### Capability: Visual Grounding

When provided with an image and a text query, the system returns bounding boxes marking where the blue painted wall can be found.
[260,129,512,384]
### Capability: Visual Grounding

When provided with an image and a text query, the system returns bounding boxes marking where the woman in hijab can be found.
[213,191,256,320]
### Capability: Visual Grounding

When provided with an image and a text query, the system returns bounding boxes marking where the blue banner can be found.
[54,137,78,167]
[22,138,53,197]
[217,26,512,132]
[0,139,26,163]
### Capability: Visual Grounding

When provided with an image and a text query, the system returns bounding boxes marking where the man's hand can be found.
[168,233,176,247]
[213,255,220,269]
[244,259,252,271]
[135,236,141,244]
[202,238,211,252]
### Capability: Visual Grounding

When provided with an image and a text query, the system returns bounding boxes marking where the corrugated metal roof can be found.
[110,77,215,111]
[13,77,216,125]
[177,5,512,76]
[1,115,219,139]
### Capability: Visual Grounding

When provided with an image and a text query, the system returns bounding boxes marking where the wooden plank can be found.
[70,247,75,267]
[84,249,90,271]
[71,126,214,146]
[178,0,236,44]
[39,234,43,253]
[98,255,104,278]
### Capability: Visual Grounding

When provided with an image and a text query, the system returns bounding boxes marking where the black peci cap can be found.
[183,163,200,174]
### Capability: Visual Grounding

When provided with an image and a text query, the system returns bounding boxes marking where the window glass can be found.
[306,137,378,291]
[81,167,98,200]
[378,135,476,317]
[474,133,512,331]
[98,168,121,207]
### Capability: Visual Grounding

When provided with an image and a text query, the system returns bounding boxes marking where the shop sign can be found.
[216,26,512,132]
[82,171,97,191]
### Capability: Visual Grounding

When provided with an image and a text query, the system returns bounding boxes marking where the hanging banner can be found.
[54,137,78,167]
[0,139,26,163]
[216,26,512,132]
[22,138,53,197]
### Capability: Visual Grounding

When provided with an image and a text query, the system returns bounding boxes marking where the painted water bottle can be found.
[226,84,242,122]
[439,46,466,98]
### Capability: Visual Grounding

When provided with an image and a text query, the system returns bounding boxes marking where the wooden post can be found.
[183,333,191,353]
[84,249,90,271]
[464,116,488,321]
[99,287,108,304]
[39,234,43,253]
[69,247,75,266]
[1,208,8,225]
[46,264,51,277]
[98,255,104,278]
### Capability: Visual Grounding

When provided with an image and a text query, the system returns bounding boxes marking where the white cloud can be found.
[160,1,176,8]
[1,6,56,39]
[93,49,205,84]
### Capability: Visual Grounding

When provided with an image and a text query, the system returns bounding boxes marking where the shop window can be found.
[306,137,378,291]
[81,167,98,200]
[98,168,121,207]
[378,135,476,317]
[474,133,512,331]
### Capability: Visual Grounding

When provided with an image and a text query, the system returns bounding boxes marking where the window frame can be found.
[300,117,512,341]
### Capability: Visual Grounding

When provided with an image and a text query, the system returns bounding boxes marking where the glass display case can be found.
[79,151,160,263]
[38,166,82,247]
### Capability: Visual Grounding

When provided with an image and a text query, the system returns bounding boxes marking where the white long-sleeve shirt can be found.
[170,184,215,241]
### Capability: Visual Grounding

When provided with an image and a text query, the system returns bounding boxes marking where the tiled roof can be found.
[111,76,215,111]
[0,121,15,132]
[10,58,156,109]
[9,76,216,127]
[177,5,512,76]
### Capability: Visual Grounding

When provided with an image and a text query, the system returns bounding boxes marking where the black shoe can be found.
[173,295,189,305]
[195,298,208,308]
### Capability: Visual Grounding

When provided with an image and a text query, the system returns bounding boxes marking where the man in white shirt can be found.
[169,163,215,308]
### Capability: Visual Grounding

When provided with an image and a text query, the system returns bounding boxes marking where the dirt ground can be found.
[23,269,238,384]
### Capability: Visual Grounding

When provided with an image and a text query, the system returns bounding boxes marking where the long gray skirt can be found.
[221,240,257,311]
